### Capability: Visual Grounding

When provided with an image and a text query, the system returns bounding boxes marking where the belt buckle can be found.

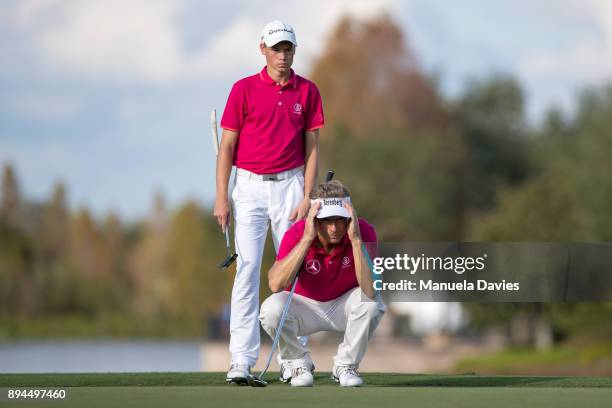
[262,174,278,181]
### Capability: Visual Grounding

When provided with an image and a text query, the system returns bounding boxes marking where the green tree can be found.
[1,162,22,229]
[129,192,172,318]
[465,85,612,348]
[311,15,463,240]
[165,201,233,335]
[451,75,531,212]
[311,14,448,138]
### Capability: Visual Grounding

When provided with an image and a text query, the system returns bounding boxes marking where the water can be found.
[0,340,203,373]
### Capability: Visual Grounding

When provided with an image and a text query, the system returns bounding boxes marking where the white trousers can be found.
[259,287,386,367]
[229,170,304,366]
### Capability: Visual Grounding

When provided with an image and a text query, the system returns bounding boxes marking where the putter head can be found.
[218,253,238,269]
[247,374,267,387]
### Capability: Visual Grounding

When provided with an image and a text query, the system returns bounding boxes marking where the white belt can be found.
[236,166,303,181]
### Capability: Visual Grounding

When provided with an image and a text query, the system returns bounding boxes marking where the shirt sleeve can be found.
[305,83,324,131]
[359,220,378,259]
[276,226,301,261]
[220,81,246,132]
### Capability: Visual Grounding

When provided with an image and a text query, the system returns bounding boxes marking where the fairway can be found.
[2,372,612,408]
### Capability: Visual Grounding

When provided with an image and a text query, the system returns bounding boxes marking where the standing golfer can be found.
[259,180,385,387]
[214,20,324,384]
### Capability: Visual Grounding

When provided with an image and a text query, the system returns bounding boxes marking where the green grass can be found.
[2,372,612,388]
[456,342,612,374]
[1,373,611,408]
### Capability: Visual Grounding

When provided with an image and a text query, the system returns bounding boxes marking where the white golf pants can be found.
[259,287,386,367]
[229,169,304,366]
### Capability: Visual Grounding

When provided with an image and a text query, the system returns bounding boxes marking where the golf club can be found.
[247,271,300,387]
[246,170,335,387]
[211,109,238,269]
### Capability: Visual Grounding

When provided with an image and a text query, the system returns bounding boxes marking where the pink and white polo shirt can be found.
[220,67,324,175]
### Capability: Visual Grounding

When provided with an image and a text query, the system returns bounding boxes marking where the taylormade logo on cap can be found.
[261,20,297,47]
[311,197,351,219]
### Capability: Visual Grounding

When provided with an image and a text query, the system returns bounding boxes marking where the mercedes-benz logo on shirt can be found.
[305,259,321,275]
[293,103,302,113]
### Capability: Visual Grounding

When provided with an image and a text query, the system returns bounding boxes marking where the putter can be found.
[211,110,238,269]
[247,272,300,387]
[219,226,238,269]
[325,170,334,183]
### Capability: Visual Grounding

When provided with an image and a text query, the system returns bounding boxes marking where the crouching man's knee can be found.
[350,299,386,325]
[259,293,286,334]
[364,301,385,320]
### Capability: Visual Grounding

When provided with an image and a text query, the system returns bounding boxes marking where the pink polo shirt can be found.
[220,67,324,174]
[276,218,377,302]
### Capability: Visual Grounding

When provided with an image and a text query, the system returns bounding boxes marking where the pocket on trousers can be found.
[230,177,241,204]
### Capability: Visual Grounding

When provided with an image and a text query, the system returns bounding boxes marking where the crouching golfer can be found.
[259,180,385,387]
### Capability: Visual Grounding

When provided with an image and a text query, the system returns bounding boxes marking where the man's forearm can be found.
[268,238,311,292]
[352,240,376,300]
[303,130,319,197]
[215,131,236,198]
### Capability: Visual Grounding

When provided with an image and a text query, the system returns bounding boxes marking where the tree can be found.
[1,162,22,229]
[310,14,448,138]
[451,75,531,212]
[165,201,233,335]
[464,84,612,349]
[129,191,172,317]
[310,14,463,240]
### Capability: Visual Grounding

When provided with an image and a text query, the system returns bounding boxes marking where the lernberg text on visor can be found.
[322,198,344,206]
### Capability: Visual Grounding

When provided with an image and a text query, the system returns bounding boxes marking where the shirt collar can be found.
[259,66,296,88]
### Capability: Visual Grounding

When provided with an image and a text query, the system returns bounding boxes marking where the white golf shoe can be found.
[332,365,363,387]
[289,360,314,387]
[279,360,293,383]
[279,356,315,383]
[226,363,250,385]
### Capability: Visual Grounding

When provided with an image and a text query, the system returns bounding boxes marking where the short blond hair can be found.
[309,180,350,199]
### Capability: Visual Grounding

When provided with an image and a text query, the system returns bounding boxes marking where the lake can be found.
[0,340,204,373]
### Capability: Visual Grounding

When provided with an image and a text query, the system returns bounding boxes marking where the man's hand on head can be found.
[344,202,361,242]
[302,201,320,243]
[289,197,311,221]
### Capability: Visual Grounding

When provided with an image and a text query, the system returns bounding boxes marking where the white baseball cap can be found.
[311,197,351,219]
[261,20,297,47]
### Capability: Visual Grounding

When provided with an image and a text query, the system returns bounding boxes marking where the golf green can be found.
[1,373,611,408]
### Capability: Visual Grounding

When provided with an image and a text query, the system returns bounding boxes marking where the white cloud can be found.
[517,0,612,85]
[190,1,400,78]
[12,0,65,27]
[6,0,399,83]
[36,0,188,83]
[194,16,263,78]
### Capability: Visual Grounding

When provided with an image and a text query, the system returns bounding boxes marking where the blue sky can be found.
[1,0,611,220]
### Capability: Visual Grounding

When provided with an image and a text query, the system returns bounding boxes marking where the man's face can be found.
[260,41,295,73]
[316,216,348,245]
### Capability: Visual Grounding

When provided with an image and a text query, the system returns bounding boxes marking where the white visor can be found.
[311,197,351,219]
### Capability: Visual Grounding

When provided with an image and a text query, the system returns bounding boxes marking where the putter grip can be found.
[211,110,219,156]
[325,170,334,182]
